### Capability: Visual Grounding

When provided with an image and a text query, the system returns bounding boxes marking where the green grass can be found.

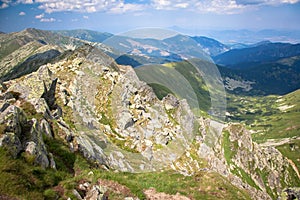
[170,61,211,112]
[0,39,22,60]
[61,169,252,200]
[222,130,261,192]
[276,139,300,172]
[43,135,76,173]
[148,83,174,100]
[222,130,238,165]
[0,126,252,200]
[226,89,300,143]
[0,148,67,200]
[232,166,260,191]
[135,61,210,116]
[1,142,253,200]
[255,168,276,199]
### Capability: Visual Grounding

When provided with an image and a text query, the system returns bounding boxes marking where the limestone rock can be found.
[0,90,55,168]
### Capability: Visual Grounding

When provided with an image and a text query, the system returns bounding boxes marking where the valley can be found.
[0,28,299,200]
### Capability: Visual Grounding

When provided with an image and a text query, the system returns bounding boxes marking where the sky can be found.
[0,0,300,35]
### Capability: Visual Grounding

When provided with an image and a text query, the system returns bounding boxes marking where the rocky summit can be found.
[0,29,299,200]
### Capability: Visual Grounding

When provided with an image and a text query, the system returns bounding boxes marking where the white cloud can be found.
[19,11,26,15]
[34,0,124,13]
[0,3,9,9]
[19,0,34,4]
[151,0,249,13]
[174,3,189,8]
[109,2,145,14]
[152,0,175,10]
[1,0,299,14]
[83,15,89,19]
[236,0,299,5]
[194,0,246,14]
[35,13,44,19]
[40,17,56,22]
[151,0,300,13]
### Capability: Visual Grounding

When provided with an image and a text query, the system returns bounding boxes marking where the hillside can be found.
[54,29,113,43]
[214,42,300,68]
[218,55,300,95]
[0,28,87,82]
[0,29,299,200]
[191,36,229,56]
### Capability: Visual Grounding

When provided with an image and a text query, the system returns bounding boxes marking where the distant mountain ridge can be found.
[0,28,87,81]
[54,29,113,43]
[214,42,300,68]
[218,56,300,95]
[191,36,229,56]
[170,27,300,44]
[53,29,300,96]
[55,29,228,58]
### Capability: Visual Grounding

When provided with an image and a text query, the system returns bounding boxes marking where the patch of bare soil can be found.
[143,188,191,200]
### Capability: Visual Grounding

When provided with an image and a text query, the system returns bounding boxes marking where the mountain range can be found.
[170,27,300,44]
[0,28,299,200]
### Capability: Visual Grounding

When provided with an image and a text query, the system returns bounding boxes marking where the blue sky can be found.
[0,0,300,34]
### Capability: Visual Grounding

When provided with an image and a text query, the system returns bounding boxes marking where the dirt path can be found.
[258,137,300,147]
[287,159,300,180]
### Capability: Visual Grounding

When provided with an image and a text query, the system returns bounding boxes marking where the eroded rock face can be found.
[0,64,59,168]
[217,123,299,199]
[0,100,54,168]
[24,45,197,172]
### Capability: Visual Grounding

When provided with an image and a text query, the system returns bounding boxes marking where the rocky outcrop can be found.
[0,92,55,168]
[0,62,60,168]
[216,123,300,199]
[31,45,198,172]
[280,187,300,200]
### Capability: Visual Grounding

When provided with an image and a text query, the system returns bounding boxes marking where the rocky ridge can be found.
[0,29,299,199]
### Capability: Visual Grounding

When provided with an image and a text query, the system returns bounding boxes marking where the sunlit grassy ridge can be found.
[135,60,211,116]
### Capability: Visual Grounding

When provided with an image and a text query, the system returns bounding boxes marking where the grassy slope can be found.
[0,100,252,200]
[136,60,211,114]
[227,90,300,177]
[69,169,252,200]
[276,139,300,174]
[227,89,300,142]
[0,139,252,200]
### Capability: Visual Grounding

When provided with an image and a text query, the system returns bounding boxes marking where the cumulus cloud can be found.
[235,0,299,5]
[35,13,44,19]
[194,0,245,14]
[40,17,56,22]
[19,11,26,15]
[1,0,299,14]
[0,3,9,8]
[33,0,144,13]
[151,0,245,13]
[109,2,145,14]
[151,0,300,13]
[20,0,34,4]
